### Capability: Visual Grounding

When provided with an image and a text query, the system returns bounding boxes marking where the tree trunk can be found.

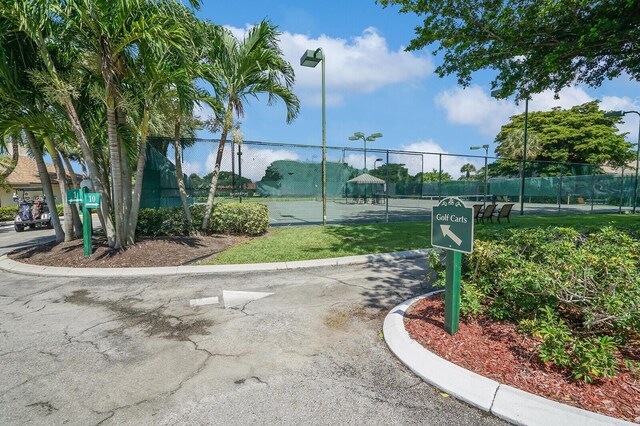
[0,135,19,185]
[117,107,132,238]
[126,107,150,244]
[202,103,233,231]
[106,103,125,249]
[43,138,74,242]
[174,119,193,231]
[25,131,64,242]
[60,152,84,237]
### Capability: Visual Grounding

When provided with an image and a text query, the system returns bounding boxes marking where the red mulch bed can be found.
[405,294,640,423]
[9,235,247,268]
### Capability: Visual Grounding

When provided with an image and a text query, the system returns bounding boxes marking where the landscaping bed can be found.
[405,294,640,423]
[8,235,248,268]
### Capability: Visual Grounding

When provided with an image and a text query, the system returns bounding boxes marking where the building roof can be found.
[347,173,386,184]
[3,155,62,186]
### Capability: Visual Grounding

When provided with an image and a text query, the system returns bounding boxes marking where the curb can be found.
[383,292,634,426]
[0,248,432,278]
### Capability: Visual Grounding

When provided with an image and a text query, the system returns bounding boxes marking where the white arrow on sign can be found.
[440,224,462,246]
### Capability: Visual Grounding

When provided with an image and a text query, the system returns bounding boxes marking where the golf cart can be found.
[12,187,53,232]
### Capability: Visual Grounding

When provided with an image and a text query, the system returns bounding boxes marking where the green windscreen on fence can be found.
[140,144,193,208]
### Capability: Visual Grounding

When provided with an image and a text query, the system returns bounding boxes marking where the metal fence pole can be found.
[438,154,442,200]
[231,140,235,196]
[421,154,424,198]
[590,166,595,213]
[385,150,389,223]
[558,166,563,213]
[237,144,242,203]
[619,165,625,214]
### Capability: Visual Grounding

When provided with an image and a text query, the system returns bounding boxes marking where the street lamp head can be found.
[369,132,383,138]
[604,110,625,118]
[300,49,323,67]
[365,136,377,141]
[348,136,359,141]
[352,131,365,138]
[470,146,482,150]
[376,158,383,162]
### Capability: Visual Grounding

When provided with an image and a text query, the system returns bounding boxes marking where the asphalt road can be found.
[0,227,506,425]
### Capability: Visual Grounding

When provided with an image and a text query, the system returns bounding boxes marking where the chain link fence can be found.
[145,137,638,225]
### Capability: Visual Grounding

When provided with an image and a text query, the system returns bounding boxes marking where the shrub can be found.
[0,204,63,221]
[208,203,269,235]
[430,226,640,382]
[135,203,269,237]
[0,206,17,221]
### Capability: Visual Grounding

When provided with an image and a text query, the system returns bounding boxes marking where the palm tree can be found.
[460,163,477,180]
[200,21,300,231]
[496,129,542,160]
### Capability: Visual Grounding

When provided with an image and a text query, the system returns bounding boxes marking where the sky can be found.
[188,0,640,179]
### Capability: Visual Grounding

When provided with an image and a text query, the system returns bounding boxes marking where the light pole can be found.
[470,144,489,207]
[605,110,640,213]
[374,158,383,170]
[492,89,529,215]
[301,48,326,225]
[349,132,383,171]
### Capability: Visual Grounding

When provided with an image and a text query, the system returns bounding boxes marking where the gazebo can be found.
[345,173,386,204]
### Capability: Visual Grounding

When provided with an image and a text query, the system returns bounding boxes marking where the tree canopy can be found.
[492,101,633,176]
[378,0,640,99]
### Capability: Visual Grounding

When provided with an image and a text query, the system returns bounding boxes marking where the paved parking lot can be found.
[0,228,506,425]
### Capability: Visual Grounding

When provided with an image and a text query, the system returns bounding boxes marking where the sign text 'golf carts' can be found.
[430,197,475,336]
[431,197,474,254]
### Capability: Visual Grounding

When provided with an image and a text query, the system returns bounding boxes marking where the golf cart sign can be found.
[431,197,474,254]
[431,197,475,336]
[66,187,101,257]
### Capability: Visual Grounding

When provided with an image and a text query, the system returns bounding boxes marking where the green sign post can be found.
[431,197,474,335]
[66,187,101,256]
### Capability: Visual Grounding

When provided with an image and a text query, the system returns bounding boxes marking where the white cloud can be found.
[224,25,433,105]
[203,145,299,182]
[436,85,638,140]
[182,160,202,176]
[600,96,640,138]
[402,140,484,178]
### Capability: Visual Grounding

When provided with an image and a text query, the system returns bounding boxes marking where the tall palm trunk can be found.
[126,107,150,244]
[202,102,233,231]
[43,137,74,242]
[25,131,64,242]
[33,28,114,245]
[117,107,133,238]
[174,119,193,231]
[0,135,19,185]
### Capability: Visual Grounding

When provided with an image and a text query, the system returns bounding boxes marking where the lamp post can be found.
[470,144,489,207]
[301,48,326,225]
[349,132,383,171]
[374,158,383,170]
[605,110,640,213]
[492,89,529,215]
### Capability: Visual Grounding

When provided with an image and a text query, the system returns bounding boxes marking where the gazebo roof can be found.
[346,173,385,184]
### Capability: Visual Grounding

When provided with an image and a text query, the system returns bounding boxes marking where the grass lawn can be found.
[206,213,640,265]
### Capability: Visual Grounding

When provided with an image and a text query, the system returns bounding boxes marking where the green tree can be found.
[460,163,476,180]
[416,168,453,182]
[200,21,300,231]
[369,163,411,183]
[379,0,640,99]
[492,101,633,176]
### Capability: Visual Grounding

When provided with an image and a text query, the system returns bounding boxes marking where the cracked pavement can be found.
[0,227,506,425]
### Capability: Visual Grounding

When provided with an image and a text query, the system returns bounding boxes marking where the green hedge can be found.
[430,226,640,383]
[136,203,269,237]
[0,204,63,221]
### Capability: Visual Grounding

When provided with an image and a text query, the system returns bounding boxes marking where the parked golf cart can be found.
[12,187,53,232]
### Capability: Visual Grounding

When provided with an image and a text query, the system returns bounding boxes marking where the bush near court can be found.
[429,226,640,383]
[135,203,269,237]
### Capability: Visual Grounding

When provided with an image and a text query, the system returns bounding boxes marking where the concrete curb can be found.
[0,248,431,278]
[383,292,634,426]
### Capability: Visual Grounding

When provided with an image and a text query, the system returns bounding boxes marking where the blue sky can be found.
[186,0,640,179]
